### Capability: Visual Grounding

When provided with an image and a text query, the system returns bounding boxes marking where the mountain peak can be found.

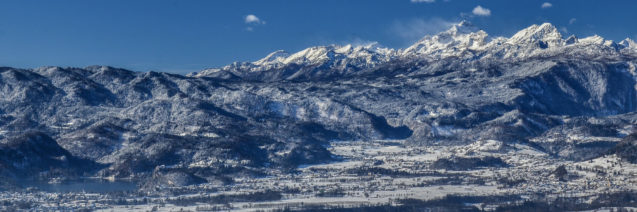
[620,38,637,49]
[565,35,578,45]
[578,35,611,46]
[255,50,290,65]
[508,23,563,47]
[447,20,479,35]
[538,22,557,29]
[402,21,488,57]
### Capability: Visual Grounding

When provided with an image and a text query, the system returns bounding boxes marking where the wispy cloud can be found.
[410,0,435,3]
[390,18,456,44]
[569,18,576,25]
[541,2,553,9]
[347,38,381,47]
[472,6,491,17]
[244,14,265,25]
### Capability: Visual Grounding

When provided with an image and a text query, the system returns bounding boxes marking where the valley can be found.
[2,22,637,211]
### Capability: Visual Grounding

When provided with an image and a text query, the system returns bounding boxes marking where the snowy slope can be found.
[1,22,637,187]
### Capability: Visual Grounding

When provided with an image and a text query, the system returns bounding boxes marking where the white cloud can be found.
[411,0,435,3]
[472,6,491,16]
[569,18,576,25]
[244,14,265,32]
[244,14,265,24]
[541,2,553,9]
[559,27,568,34]
[390,18,456,44]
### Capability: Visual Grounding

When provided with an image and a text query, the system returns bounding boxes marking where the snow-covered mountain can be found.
[2,22,637,190]
[192,21,637,81]
[191,43,397,81]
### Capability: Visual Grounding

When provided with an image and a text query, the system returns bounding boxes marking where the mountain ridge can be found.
[191,21,637,81]
[1,22,637,189]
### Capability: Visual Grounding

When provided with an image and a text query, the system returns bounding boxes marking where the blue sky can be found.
[0,0,635,74]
